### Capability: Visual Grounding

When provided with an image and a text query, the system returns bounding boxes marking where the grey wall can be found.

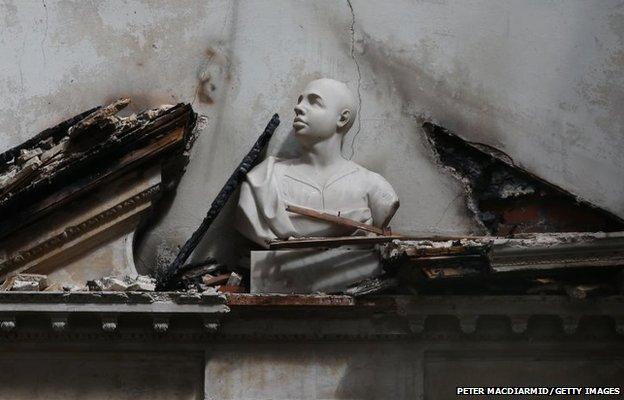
[0,352,203,400]
[2,343,622,400]
[1,0,622,271]
[204,342,624,399]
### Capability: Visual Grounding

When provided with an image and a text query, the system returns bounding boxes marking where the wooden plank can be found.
[67,98,130,139]
[0,127,185,238]
[286,204,388,235]
[268,235,404,249]
[0,107,98,166]
[0,103,191,212]
[160,114,280,289]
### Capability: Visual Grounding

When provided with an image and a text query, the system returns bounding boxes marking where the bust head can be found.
[293,78,356,147]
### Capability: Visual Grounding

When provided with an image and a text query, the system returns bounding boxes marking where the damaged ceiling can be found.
[0,99,197,289]
[422,122,624,235]
[1,100,623,298]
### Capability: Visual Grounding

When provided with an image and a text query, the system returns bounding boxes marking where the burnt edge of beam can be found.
[421,121,624,235]
[0,103,197,238]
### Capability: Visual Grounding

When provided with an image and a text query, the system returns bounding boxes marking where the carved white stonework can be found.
[237,78,399,247]
[250,248,381,294]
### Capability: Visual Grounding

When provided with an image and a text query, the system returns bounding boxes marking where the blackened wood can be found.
[342,275,399,296]
[0,126,187,238]
[159,114,280,289]
[0,107,99,167]
[68,98,130,139]
[422,121,624,234]
[0,104,192,217]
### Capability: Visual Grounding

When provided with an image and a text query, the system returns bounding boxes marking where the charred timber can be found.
[0,101,197,238]
[159,114,280,290]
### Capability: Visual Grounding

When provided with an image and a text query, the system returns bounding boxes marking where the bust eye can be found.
[307,94,323,107]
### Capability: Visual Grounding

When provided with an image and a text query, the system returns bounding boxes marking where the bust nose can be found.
[294,104,304,116]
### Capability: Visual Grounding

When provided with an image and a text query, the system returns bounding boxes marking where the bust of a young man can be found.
[236,78,399,247]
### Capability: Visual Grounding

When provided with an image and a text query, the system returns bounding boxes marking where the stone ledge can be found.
[0,293,621,339]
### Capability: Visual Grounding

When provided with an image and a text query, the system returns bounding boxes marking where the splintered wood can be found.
[285,204,389,236]
[0,99,197,285]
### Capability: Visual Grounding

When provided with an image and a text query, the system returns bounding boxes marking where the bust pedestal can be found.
[250,248,382,294]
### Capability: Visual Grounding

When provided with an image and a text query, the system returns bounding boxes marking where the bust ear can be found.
[337,109,352,130]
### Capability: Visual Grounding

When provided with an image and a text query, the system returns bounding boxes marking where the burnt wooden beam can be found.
[159,114,280,290]
[1,103,190,209]
[0,107,99,166]
[67,98,130,139]
[342,275,399,297]
[0,102,196,238]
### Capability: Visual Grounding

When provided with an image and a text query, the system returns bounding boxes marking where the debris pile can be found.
[164,258,246,293]
[0,274,50,291]
[379,232,624,296]
[87,275,156,292]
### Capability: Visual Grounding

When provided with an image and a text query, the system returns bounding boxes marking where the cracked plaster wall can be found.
[0,1,623,271]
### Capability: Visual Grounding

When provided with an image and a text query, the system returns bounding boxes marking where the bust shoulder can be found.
[349,162,394,191]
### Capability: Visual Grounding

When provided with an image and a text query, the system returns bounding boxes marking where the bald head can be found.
[293,78,358,141]
[305,79,357,132]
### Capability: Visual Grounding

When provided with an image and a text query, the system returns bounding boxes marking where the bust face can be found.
[293,79,353,144]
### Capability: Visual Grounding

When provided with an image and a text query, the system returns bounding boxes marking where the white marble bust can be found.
[236,78,399,247]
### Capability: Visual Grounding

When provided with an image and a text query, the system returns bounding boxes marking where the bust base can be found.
[250,248,381,294]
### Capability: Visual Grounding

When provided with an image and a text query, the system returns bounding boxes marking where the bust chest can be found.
[274,164,369,212]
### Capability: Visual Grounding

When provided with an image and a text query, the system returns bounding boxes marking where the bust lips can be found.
[293,117,307,130]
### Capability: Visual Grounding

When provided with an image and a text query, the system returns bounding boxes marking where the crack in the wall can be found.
[433,192,463,228]
[346,0,363,160]
[18,36,26,91]
[40,0,48,67]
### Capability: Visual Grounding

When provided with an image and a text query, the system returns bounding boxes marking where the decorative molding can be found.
[509,314,530,334]
[0,294,620,341]
[50,314,68,332]
[101,315,118,332]
[0,184,160,274]
[152,315,170,333]
[0,315,15,332]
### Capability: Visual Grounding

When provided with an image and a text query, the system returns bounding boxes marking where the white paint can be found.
[0,1,622,273]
